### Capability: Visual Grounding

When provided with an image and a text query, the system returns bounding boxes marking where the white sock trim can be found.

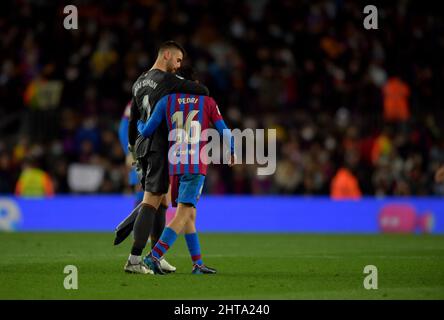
[129,254,141,264]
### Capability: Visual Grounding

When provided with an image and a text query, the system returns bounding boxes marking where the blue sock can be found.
[185,233,203,266]
[151,227,177,259]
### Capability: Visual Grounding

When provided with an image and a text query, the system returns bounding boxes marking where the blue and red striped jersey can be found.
[137,93,234,176]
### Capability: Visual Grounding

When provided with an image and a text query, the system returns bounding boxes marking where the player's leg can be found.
[144,202,194,274]
[129,192,162,256]
[150,187,176,272]
[183,209,200,264]
[124,191,161,274]
[150,187,170,248]
[146,154,176,272]
[181,174,216,274]
[125,155,163,274]
[119,121,152,273]
[183,208,216,274]
[127,149,177,274]
[145,174,208,274]
[143,175,191,274]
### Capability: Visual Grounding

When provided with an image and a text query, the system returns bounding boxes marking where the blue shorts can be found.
[170,174,205,208]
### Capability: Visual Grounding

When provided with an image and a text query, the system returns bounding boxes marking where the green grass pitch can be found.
[0,233,443,299]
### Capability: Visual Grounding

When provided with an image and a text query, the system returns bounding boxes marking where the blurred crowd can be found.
[0,0,443,197]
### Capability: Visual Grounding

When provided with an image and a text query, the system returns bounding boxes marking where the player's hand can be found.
[128,144,136,164]
[125,153,135,167]
[435,165,444,183]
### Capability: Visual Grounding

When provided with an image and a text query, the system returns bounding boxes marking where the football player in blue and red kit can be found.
[137,82,235,274]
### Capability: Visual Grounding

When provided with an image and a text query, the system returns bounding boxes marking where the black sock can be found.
[151,204,167,249]
[131,203,156,256]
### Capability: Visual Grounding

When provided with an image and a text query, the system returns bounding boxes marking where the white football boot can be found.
[124,260,154,274]
[159,258,177,273]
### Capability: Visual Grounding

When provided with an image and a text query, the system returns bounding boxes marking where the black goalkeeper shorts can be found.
[136,150,169,194]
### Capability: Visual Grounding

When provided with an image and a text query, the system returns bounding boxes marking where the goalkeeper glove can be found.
[128,144,136,163]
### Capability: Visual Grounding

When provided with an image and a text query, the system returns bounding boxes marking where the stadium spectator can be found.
[330,167,362,200]
[15,150,54,197]
[382,77,411,123]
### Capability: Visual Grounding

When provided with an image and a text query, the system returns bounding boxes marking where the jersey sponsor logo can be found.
[177,97,199,105]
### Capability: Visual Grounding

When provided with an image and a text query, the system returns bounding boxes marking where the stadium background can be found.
[0,0,443,299]
[1,0,443,198]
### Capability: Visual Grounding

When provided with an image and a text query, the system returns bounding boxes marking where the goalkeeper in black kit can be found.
[114,41,209,274]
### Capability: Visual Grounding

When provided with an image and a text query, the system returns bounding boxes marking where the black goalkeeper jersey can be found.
[128,68,209,157]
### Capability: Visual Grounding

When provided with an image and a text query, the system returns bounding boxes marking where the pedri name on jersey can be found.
[177,97,199,104]
[133,78,158,96]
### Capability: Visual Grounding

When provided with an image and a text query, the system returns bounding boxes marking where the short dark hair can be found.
[177,65,197,81]
[158,40,186,57]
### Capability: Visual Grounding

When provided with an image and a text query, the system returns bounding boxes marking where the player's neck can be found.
[150,60,167,72]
